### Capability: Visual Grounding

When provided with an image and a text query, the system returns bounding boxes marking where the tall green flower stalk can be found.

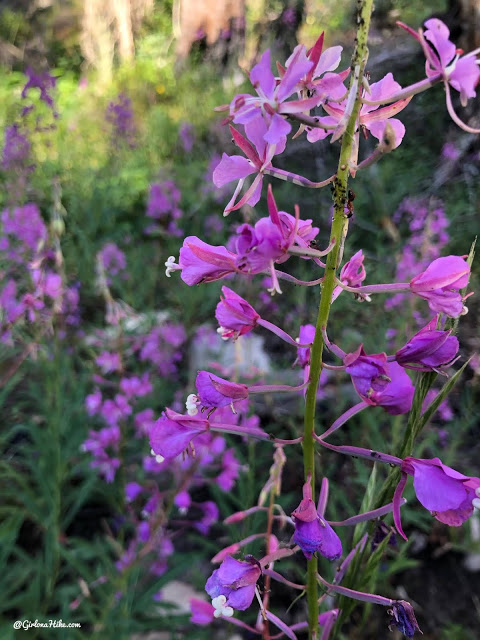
[303,1,374,636]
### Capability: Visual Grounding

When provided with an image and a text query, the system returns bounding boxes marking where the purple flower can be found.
[138,324,186,376]
[388,600,422,638]
[100,395,132,427]
[1,124,31,172]
[119,374,152,398]
[174,490,191,511]
[2,204,47,252]
[125,482,143,502]
[175,236,237,285]
[213,119,285,213]
[344,346,390,399]
[190,598,215,625]
[85,389,102,416]
[22,68,57,109]
[215,286,261,340]
[134,408,156,437]
[0,280,25,324]
[308,73,410,148]
[332,249,367,302]
[216,449,241,491]
[98,243,127,277]
[395,315,459,371]
[345,347,414,415]
[230,46,315,145]
[96,351,122,374]
[178,122,195,152]
[286,32,345,103]
[410,255,470,317]
[295,324,316,368]
[195,371,249,408]
[149,409,209,461]
[146,181,183,237]
[106,93,136,148]
[205,555,261,613]
[393,457,480,539]
[195,500,220,535]
[418,19,479,105]
[292,480,342,561]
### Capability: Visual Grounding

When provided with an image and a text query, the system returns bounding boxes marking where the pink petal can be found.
[213,154,254,187]
[250,50,275,99]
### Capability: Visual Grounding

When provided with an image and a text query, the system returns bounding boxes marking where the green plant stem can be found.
[302,2,374,637]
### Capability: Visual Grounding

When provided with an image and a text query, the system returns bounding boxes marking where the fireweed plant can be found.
[161,5,480,640]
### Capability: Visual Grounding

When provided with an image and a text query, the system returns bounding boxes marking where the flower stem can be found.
[302,2,374,638]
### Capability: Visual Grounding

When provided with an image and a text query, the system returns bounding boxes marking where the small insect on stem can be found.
[346,189,356,219]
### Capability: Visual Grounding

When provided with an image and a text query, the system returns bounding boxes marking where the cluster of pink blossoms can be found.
[158,16,479,639]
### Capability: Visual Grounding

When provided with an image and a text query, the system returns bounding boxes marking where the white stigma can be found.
[473,487,480,510]
[186,393,199,416]
[165,256,177,277]
[216,326,230,341]
[212,594,234,618]
[150,448,164,464]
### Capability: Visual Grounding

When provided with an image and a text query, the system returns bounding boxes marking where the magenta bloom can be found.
[213,119,285,213]
[295,324,316,368]
[345,347,414,415]
[332,250,367,302]
[205,555,262,612]
[308,73,410,148]
[395,315,459,371]
[388,601,422,638]
[233,186,319,283]
[409,255,470,317]
[230,46,315,145]
[215,286,260,340]
[196,371,249,408]
[287,32,346,102]
[340,250,366,287]
[190,598,215,625]
[292,480,342,561]
[402,19,480,107]
[344,346,390,399]
[178,236,237,285]
[393,457,480,539]
[149,409,209,460]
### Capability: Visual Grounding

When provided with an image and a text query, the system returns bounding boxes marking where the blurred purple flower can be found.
[106,93,137,148]
[22,68,57,110]
[178,122,195,152]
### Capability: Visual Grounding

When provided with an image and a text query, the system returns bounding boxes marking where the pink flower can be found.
[393,457,480,539]
[195,371,249,408]
[205,555,261,613]
[215,286,260,340]
[409,255,470,317]
[332,249,366,301]
[177,236,238,285]
[190,598,215,625]
[149,409,209,460]
[292,480,342,560]
[345,347,414,415]
[422,19,479,105]
[230,47,315,145]
[395,315,459,371]
[213,120,285,213]
[307,73,410,149]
